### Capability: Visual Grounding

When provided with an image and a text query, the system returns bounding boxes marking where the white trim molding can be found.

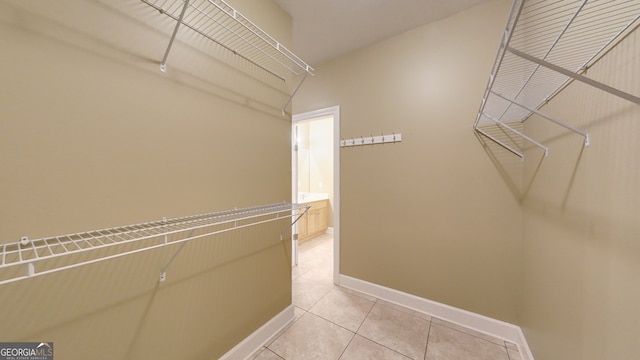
[338,275,534,360]
[219,305,294,360]
[292,105,341,285]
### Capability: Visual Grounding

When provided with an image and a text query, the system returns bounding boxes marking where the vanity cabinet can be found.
[298,199,328,242]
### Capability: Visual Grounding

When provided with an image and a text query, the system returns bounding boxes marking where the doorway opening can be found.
[292,106,340,284]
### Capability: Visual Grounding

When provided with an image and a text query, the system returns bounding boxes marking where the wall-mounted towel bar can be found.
[0,203,309,286]
[341,133,402,147]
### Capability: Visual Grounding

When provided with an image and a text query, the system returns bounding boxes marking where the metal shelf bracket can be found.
[159,0,190,73]
[141,0,314,114]
[0,203,310,286]
[474,0,640,158]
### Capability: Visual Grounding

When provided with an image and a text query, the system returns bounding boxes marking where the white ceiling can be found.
[274,0,494,65]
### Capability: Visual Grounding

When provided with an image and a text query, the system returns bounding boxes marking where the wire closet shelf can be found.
[474,0,640,159]
[140,0,314,114]
[0,203,309,286]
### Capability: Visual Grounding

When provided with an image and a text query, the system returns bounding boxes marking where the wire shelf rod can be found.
[495,0,587,125]
[474,0,640,157]
[0,203,309,285]
[474,0,526,129]
[508,46,640,106]
[2,207,306,286]
[475,127,524,159]
[146,2,285,79]
[160,0,190,72]
[490,90,589,145]
[141,0,314,80]
[185,2,299,73]
[41,240,55,259]
[481,113,549,156]
[529,17,640,120]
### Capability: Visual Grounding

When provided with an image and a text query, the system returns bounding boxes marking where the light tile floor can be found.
[252,234,523,360]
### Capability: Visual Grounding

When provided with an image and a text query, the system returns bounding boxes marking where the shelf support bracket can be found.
[490,91,590,147]
[475,127,523,159]
[159,228,195,282]
[282,73,309,116]
[474,0,526,129]
[160,0,190,72]
[480,113,549,157]
[507,46,640,106]
[291,206,310,226]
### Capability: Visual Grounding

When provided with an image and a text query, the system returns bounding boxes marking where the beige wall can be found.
[0,0,293,358]
[520,28,640,360]
[294,0,523,323]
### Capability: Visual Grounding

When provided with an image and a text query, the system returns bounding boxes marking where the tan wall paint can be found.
[294,0,522,323]
[520,28,640,360]
[0,0,293,358]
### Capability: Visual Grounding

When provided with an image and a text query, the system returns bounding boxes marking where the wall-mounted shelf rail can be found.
[0,203,309,286]
[140,0,314,114]
[474,0,640,158]
[341,133,402,147]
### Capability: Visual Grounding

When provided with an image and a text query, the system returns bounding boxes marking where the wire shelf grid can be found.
[475,0,640,158]
[141,0,314,80]
[0,202,309,285]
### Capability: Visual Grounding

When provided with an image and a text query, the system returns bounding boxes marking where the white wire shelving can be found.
[0,203,309,286]
[140,0,314,114]
[474,0,640,159]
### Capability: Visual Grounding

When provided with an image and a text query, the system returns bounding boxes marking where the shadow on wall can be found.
[0,223,292,359]
[1,0,291,120]
[474,127,547,201]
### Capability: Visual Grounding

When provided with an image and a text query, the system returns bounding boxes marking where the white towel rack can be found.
[474,0,640,158]
[0,203,309,286]
[140,0,314,114]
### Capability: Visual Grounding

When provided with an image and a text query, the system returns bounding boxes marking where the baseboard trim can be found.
[326,227,334,234]
[338,274,533,360]
[219,305,294,360]
[516,326,535,360]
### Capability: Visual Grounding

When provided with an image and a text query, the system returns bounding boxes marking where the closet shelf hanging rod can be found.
[141,0,314,80]
[474,0,525,129]
[507,46,640,106]
[495,0,588,124]
[0,202,309,286]
[481,113,549,156]
[475,127,523,159]
[490,91,590,146]
[473,0,640,158]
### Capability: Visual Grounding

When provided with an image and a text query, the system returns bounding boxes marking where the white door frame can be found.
[292,106,340,284]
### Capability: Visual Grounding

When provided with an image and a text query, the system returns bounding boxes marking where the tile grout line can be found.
[357,301,431,359]
[267,347,285,360]
[309,289,422,359]
[431,317,514,348]
[423,319,433,360]
[306,308,356,335]
[336,332,357,360]
[506,343,517,360]
[354,297,377,334]
[293,234,519,360]
[427,321,514,360]
[297,237,408,359]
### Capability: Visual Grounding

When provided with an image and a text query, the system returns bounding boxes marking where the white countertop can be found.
[297,192,329,204]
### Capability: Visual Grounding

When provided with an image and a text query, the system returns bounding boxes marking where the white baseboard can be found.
[515,326,535,360]
[219,305,294,360]
[338,275,533,360]
[326,227,334,234]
